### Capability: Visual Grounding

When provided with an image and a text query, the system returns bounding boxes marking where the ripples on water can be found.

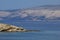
[0,21,60,40]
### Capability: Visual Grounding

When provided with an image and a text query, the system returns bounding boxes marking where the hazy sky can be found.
[0,0,60,10]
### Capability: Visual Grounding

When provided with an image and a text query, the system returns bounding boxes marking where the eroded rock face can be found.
[0,23,26,32]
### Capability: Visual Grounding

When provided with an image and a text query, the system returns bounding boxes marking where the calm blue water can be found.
[0,21,60,40]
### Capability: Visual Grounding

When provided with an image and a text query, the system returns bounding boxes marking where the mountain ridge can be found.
[0,5,60,21]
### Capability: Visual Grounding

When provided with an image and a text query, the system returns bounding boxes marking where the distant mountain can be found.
[0,5,60,22]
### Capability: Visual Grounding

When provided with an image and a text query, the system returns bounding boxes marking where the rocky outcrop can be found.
[0,23,26,32]
[0,23,40,32]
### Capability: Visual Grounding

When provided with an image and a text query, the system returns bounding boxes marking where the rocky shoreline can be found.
[0,23,40,32]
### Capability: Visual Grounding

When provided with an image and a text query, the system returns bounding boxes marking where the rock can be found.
[0,23,26,32]
[0,23,40,32]
[25,30,40,32]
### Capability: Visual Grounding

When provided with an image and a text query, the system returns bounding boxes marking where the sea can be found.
[0,20,60,40]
